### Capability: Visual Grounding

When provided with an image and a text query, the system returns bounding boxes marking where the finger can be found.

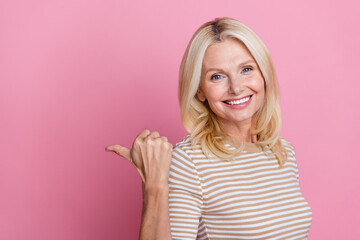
[160,136,168,142]
[148,131,160,139]
[106,145,145,183]
[105,145,131,161]
[136,129,151,140]
[135,168,145,183]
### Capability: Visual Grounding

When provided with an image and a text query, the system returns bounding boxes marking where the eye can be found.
[210,74,223,80]
[242,67,253,73]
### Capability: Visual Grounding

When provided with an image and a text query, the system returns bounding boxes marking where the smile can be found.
[223,95,252,105]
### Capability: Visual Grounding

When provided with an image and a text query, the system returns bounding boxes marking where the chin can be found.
[221,114,254,124]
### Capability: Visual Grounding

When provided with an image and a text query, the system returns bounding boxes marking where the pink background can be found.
[1,0,359,239]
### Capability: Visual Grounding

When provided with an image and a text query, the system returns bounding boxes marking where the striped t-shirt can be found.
[168,135,312,240]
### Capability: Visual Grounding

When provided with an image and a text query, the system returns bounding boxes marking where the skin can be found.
[198,37,265,143]
[105,37,265,239]
[105,130,172,240]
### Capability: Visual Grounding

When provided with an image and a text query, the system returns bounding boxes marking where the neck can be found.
[218,117,255,143]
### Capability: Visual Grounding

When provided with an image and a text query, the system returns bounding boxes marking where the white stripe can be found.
[170,225,199,232]
[168,192,202,205]
[205,174,296,192]
[204,211,312,225]
[203,197,308,216]
[204,204,312,221]
[169,208,198,215]
[168,218,198,224]
[206,181,299,198]
[170,164,197,181]
[169,213,200,218]
[168,136,311,239]
[169,178,201,193]
[172,150,194,170]
[201,165,297,181]
[273,229,309,240]
[204,190,302,207]
[203,171,296,188]
[198,157,278,174]
[207,223,311,238]
[169,202,201,212]
[205,178,298,195]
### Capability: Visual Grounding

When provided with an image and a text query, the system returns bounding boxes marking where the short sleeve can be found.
[280,137,299,180]
[168,145,203,240]
[291,145,299,180]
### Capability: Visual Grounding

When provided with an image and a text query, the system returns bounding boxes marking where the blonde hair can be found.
[178,17,289,166]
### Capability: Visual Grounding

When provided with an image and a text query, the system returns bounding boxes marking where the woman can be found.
[106,17,312,240]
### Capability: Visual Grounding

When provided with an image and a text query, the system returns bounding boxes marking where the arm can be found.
[168,145,203,239]
[106,129,172,240]
[139,182,171,240]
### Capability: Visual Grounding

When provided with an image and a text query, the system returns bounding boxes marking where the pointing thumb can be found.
[106,145,131,161]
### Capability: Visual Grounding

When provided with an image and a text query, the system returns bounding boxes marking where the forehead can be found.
[202,38,254,69]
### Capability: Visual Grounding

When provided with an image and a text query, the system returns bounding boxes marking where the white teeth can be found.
[226,96,250,105]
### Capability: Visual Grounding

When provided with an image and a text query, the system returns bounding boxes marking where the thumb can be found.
[106,145,145,183]
[105,145,131,161]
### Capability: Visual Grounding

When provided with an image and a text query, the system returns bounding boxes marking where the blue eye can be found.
[210,74,222,80]
[243,67,252,72]
[242,67,252,73]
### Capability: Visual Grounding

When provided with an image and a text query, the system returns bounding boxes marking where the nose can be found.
[228,76,243,95]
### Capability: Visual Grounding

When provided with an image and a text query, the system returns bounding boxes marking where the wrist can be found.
[143,181,169,196]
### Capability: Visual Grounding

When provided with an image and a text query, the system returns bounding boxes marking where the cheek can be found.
[204,86,227,114]
[248,77,265,103]
[250,77,265,95]
[205,85,226,102]
[257,81,265,96]
[254,80,266,107]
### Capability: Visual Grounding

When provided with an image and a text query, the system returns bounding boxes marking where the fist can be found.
[106,129,173,184]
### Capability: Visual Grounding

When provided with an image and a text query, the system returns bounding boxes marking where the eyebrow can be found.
[204,59,256,75]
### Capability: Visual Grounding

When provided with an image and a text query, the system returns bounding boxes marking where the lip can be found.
[222,94,253,109]
[222,94,253,102]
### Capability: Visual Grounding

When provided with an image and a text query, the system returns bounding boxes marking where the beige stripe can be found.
[169,182,201,195]
[203,200,310,218]
[198,162,292,177]
[169,137,311,239]
[205,189,300,207]
[205,184,300,200]
[203,209,312,225]
[169,164,198,183]
[204,178,298,197]
[209,225,310,239]
[169,194,202,205]
[201,167,297,185]
[169,199,200,209]
[204,194,303,212]
[193,154,296,170]
[205,174,297,191]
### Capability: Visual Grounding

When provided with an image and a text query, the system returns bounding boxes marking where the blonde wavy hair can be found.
[178,17,289,167]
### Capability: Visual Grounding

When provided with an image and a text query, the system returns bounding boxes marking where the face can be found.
[197,37,265,129]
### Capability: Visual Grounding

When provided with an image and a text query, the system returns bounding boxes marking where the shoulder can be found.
[174,135,192,149]
[172,135,206,167]
[171,135,196,164]
[279,136,296,157]
[170,136,201,181]
[279,137,300,178]
[173,135,201,155]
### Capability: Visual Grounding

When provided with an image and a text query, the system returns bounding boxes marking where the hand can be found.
[105,129,173,185]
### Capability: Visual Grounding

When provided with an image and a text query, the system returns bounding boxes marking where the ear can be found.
[197,88,206,102]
